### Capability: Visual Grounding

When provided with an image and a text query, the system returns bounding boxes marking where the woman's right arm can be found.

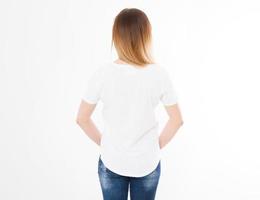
[159,103,184,149]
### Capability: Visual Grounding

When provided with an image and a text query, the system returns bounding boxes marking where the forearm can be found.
[159,118,183,149]
[77,118,102,146]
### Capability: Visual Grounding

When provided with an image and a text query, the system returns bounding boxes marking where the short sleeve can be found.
[81,66,105,104]
[159,67,178,106]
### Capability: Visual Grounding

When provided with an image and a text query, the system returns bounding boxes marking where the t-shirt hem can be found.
[163,100,178,106]
[81,97,97,104]
[100,153,161,178]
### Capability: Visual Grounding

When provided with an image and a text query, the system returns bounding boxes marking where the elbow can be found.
[169,117,184,126]
[171,118,183,126]
[76,112,83,124]
[76,118,85,125]
[76,116,84,125]
[76,116,90,125]
[76,118,81,125]
[179,120,184,126]
[178,116,184,126]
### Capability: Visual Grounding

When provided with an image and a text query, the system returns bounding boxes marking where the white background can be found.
[1,0,260,199]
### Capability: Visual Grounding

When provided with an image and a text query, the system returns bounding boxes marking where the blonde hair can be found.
[111,8,155,67]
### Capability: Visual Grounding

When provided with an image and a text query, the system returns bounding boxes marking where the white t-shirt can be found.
[82,61,178,177]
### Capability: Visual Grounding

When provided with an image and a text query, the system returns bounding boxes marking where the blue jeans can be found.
[98,155,161,200]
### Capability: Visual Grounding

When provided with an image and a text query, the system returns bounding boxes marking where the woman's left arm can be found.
[76,100,102,146]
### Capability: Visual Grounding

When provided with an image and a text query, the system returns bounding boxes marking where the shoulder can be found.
[151,63,176,87]
[90,61,114,77]
[149,63,170,77]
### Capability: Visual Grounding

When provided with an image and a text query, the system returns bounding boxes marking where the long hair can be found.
[111,8,154,67]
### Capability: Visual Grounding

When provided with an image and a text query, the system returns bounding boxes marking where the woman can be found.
[76,8,183,200]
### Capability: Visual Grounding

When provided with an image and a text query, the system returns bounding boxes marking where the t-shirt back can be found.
[82,61,178,177]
